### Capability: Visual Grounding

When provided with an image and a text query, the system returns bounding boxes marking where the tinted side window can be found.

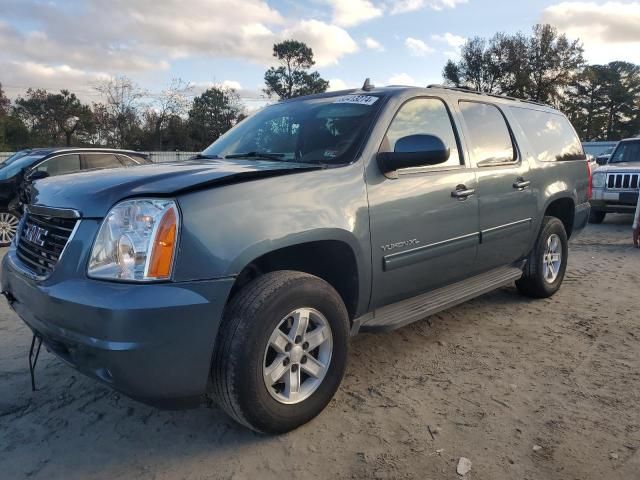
[381,98,461,168]
[83,154,122,170]
[510,107,585,162]
[35,154,81,177]
[459,101,515,165]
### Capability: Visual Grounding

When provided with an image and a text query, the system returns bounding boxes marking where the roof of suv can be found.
[288,84,557,113]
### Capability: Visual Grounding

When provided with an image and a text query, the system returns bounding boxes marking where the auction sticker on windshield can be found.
[333,95,379,106]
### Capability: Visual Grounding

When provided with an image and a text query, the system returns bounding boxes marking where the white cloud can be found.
[280,20,359,67]
[431,32,466,49]
[327,0,383,27]
[328,78,350,91]
[405,37,435,56]
[541,1,640,63]
[390,0,468,14]
[0,60,110,102]
[432,32,466,58]
[221,80,243,90]
[388,73,417,85]
[0,0,360,95]
[364,37,385,51]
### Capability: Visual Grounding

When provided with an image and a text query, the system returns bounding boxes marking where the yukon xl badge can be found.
[23,224,48,247]
[380,239,420,252]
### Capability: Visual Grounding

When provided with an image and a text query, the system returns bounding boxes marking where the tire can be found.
[588,210,606,224]
[516,216,568,299]
[0,209,20,247]
[211,271,350,434]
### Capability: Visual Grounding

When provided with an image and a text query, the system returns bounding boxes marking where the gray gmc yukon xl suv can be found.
[1,85,590,433]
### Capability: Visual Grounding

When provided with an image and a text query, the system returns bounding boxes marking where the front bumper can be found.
[590,189,639,213]
[2,250,235,408]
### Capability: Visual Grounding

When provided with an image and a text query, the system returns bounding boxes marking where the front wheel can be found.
[0,209,20,247]
[589,210,606,224]
[516,216,568,298]
[211,271,350,433]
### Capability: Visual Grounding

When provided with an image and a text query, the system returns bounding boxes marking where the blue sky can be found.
[1,0,639,109]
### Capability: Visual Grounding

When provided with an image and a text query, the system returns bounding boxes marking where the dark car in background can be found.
[582,141,618,167]
[0,148,150,245]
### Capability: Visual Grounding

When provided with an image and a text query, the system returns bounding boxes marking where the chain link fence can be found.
[0,151,200,164]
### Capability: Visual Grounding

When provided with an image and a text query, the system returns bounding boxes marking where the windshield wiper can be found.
[224,151,286,161]
[192,153,222,160]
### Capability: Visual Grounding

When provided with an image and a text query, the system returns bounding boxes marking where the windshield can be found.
[202,94,384,165]
[583,144,615,157]
[1,151,29,165]
[0,153,46,179]
[609,141,640,164]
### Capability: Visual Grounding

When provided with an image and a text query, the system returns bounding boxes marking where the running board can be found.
[360,265,524,332]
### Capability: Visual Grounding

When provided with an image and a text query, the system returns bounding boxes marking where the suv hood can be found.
[29,159,320,218]
[598,162,640,172]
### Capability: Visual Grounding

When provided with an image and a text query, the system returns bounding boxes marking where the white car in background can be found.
[589,138,640,223]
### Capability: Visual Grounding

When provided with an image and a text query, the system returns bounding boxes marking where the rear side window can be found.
[382,97,462,168]
[510,107,585,162]
[459,101,515,165]
[83,154,122,170]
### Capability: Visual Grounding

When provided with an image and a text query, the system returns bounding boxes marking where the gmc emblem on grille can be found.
[23,224,48,247]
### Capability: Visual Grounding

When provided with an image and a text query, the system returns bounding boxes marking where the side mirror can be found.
[596,155,609,166]
[378,134,450,175]
[26,170,49,181]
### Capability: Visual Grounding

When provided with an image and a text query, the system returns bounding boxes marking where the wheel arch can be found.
[543,195,576,238]
[227,234,366,321]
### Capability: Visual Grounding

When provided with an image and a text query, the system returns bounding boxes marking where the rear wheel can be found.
[212,271,350,433]
[0,210,20,246]
[589,210,606,224]
[516,216,568,298]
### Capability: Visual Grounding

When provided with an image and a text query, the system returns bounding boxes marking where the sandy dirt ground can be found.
[1,215,639,480]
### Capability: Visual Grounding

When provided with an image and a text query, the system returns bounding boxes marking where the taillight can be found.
[587,160,593,200]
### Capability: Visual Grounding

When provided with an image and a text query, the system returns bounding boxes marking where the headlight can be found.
[592,172,606,188]
[88,199,180,281]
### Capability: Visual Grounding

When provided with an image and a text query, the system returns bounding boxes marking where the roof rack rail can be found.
[426,84,548,107]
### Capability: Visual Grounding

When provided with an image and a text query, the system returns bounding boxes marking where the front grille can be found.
[607,173,640,190]
[16,213,78,277]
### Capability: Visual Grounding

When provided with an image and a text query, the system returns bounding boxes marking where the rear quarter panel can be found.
[525,159,589,246]
[505,105,589,247]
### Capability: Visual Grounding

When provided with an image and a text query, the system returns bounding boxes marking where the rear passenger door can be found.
[457,101,537,271]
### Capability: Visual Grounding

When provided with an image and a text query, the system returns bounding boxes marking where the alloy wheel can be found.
[263,308,333,405]
[0,212,19,245]
[542,233,562,283]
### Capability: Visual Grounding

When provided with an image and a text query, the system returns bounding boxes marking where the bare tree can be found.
[93,76,146,148]
[144,78,193,150]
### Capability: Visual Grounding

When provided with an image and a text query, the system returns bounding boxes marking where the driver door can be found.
[367,96,480,308]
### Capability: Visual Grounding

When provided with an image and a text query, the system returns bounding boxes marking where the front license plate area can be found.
[620,192,639,205]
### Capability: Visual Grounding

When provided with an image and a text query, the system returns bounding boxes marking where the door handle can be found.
[451,186,475,199]
[513,179,531,190]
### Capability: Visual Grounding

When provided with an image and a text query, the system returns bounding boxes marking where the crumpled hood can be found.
[29,159,319,218]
